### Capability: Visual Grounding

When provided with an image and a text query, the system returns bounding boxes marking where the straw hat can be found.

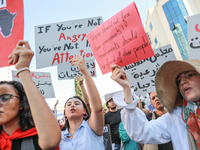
[155,59,200,113]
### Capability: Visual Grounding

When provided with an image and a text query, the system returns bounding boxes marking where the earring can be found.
[64,116,68,121]
[83,112,88,118]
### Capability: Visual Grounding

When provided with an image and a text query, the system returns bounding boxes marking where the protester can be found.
[58,119,64,126]
[0,40,61,150]
[53,99,59,118]
[144,91,173,150]
[104,97,121,150]
[137,99,150,115]
[119,121,139,150]
[74,74,91,114]
[59,55,104,150]
[110,59,200,150]
[102,107,108,115]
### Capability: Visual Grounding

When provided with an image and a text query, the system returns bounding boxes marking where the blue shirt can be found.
[60,120,104,150]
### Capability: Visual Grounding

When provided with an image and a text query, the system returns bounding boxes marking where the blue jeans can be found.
[114,144,121,150]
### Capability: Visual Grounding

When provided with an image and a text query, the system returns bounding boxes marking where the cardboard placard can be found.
[187,14,200,59]
[86,2,154,74]
[123,44,176,96]
[104,91,120,102]
[57,59,96,80]
[35,16,103,69]
[11,71,55,98]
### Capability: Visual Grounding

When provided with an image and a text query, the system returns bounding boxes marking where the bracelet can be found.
[124,99,133,105]
[16,67,30,77]
[126,101,133,105]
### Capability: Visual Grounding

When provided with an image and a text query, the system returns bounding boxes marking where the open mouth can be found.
[70,109,76,112]
[184,87,191,92]
[156,101,161,106]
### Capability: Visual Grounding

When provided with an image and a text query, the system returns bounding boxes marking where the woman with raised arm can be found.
[59,55,104,150]
[110,59,200,150]
[0,40,61,150]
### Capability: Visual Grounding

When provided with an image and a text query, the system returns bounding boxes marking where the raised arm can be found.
[9,40,61,149]
[70,55,104,136]
[137,100,143,109]
[110,64,171,144]
[53,99,59,118]
[75,74,91,114]
[137,100,150,115]
[110,64,132,104]
[54,99,59,110]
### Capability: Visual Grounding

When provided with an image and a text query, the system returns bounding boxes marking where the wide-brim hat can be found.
[155,59,200,113]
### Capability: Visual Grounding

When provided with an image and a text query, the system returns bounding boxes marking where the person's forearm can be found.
[121,107,171,144]
[83,70,104,135]
[123,86,133,104]
[19,71,61,149]
[138,100,143,109]
[83,71,102,112]
[79,83,91,114]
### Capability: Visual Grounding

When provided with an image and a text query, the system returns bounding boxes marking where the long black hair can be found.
[62,96,90,131]
[0,81,35,132]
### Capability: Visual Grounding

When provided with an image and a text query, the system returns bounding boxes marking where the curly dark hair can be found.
[62,96,90,131]
[0,81,35,132]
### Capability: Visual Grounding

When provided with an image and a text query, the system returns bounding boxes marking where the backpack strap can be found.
[21,136,35,150]
[152,112,156,120]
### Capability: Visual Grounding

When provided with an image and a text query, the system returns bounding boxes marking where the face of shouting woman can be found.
[177,70,200,102]
[65,98,86,120]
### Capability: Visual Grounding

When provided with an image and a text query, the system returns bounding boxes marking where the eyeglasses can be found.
[0,93,20,105]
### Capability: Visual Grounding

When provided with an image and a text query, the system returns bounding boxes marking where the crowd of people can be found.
[1,39,200,150]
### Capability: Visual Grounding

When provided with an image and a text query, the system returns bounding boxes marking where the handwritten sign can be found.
[187,13,200,59]
[11,71,55,98]
[103,124,112,150]
[123,44,176,96]
[0,0,24,68]
[57,59,96,80]
[35,16,103,69]
[86,2,154,74]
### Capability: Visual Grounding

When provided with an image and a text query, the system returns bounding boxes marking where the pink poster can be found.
[87,2,154,74]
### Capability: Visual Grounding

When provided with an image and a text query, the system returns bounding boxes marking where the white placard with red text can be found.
[35,16,103,69]
[11,70,55,98]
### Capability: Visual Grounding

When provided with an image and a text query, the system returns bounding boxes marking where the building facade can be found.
[145,0,200,60]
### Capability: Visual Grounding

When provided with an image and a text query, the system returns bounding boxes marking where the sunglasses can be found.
[0,93,20,105]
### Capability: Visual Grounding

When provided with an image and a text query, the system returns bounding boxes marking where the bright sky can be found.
[0,0,156,109]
